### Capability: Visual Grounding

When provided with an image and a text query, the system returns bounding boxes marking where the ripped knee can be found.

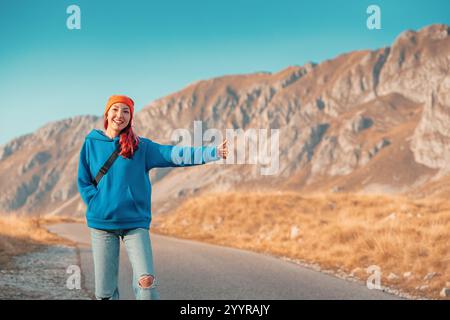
[138,274,157,289]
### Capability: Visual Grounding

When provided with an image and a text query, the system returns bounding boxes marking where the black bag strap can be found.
[93,145,121,187]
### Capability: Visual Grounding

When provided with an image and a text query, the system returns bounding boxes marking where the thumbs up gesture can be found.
[217,139,228,159]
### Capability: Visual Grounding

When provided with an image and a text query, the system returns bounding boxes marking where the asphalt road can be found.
[47,223,402,300]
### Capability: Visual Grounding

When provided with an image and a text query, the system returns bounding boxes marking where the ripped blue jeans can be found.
[90,227,160,300]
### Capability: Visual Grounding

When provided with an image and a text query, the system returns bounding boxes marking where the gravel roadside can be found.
[0,244,93,300]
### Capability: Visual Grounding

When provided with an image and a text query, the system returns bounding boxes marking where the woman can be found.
[77,95,228,300]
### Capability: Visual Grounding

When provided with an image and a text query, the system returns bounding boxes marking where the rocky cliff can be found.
[0,24,448,217]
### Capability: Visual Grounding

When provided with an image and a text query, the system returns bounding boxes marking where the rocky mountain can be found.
[0,24,449,217]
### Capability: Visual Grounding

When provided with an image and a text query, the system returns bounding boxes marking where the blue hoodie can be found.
[77,129,220,230]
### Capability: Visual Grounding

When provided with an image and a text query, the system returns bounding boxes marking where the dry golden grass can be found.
[0,214,79,268]
[153,191,450,299]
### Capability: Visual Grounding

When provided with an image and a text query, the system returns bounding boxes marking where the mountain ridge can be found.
[1,23,449,217]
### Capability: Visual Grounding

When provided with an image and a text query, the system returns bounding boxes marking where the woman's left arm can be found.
[145,139,228,170]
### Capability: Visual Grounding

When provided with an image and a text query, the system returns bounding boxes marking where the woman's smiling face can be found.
[107,102,131,131]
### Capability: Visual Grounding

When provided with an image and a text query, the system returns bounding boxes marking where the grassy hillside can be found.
[0,214,76,268]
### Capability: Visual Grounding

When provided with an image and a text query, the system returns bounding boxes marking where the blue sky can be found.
[0,0,449,146]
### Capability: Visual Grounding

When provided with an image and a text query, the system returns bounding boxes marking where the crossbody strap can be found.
[93,146,121,187]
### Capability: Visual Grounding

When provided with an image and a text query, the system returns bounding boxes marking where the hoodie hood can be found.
[86,129,121,142]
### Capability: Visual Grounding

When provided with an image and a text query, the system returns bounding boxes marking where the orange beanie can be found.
[104,95,135,116]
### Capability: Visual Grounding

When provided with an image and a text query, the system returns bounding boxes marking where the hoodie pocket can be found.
[87,183,143,221]
[87,188,100,212]
[127,185,149,212]
[102,185,141,221]
[126,186,138,208]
